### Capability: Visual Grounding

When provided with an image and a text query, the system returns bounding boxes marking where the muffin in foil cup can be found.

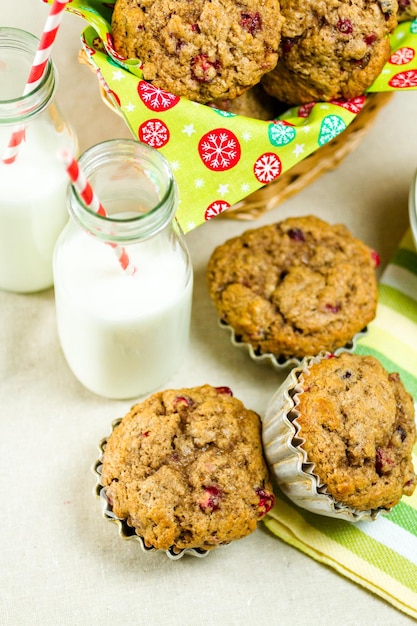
[219,319,369,371]
[261,354,383,522]
[93,419,210,560]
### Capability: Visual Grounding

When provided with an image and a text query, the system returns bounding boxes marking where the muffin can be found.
[99,384,275,554]
[261,0,398,104]
[207,216,378,364]
[208,83,284,121]
[111,0,284,103]
[262,352,417,521]
[397,0,417,20]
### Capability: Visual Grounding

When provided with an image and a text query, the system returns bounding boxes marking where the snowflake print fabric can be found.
[45,1,417,233]
[369,19,417,92]
[138,83,180,111]
[198,130,241,172]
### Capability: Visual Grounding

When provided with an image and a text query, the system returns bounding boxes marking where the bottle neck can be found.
[0,28,57,125]
[68,139,178,244]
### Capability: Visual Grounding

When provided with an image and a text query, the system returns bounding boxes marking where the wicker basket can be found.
[223,91,393,220]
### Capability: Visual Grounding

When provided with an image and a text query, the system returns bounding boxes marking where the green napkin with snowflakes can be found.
[47,0,417,233]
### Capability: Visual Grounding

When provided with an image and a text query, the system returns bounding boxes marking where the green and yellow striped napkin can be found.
[264,230,417,620]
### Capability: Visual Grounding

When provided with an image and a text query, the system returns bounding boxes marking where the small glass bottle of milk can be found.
[0,28,78,293]
[53,139,194,400]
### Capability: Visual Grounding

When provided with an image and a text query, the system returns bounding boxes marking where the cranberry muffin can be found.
[261,0,398,104]
[263,353,417,519]
[207,216,378,362]
[100,384,274,552]
[111,0,283,103]
[397,0,417,20]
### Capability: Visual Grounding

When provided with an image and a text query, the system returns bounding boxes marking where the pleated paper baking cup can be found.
[261,354,384,522]
[93,419,210,560]
[219,319,369,372]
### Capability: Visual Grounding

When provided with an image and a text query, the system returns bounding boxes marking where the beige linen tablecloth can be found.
[1,3,417,625]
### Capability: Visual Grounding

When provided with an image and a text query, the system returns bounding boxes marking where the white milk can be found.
[53,224,193,399]
[0,28,77,293]
[0,119,74,292]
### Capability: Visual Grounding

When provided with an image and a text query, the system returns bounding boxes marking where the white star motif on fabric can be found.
[242,131,252,141]
[301,125,312,133]
[125,103,136,112]
[112,70,124,81]
[182,124,196,137]
[170,161,180,171]
[241,183,250,192]
[195,178,204,188]
[187,221,196,231]
[293,144,305,158]
[319,104,330,110]
[217,184,229,196]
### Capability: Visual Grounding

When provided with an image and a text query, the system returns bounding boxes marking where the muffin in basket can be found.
[99,384,275,556]
[261,0,398,104]
[206,216,378,366]
[397,0,417,21]
[262,352,417,521]
[111,0,284,103]
[208,83,285,121]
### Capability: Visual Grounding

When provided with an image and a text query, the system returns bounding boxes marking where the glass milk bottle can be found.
[0,27,78,293]
[53,139,193,400]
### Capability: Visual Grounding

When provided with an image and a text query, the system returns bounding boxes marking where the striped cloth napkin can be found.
[263,230,417,620]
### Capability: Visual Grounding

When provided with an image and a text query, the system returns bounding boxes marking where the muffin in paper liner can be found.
[261,354,386,522]
[218,319,369,372]
[93,419,210,560]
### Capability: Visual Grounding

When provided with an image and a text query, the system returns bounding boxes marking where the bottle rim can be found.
[68,138,178,243]
[0,27,57,124]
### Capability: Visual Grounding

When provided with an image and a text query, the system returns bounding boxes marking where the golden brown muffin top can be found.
[296,353,416,511]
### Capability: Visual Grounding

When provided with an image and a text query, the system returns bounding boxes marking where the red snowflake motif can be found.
[298,102,316,118]
[329,95,366,114]
[389,69,417,88]
[139,119,170,148]
[198,128,241,171]
[254,152,282,184]
[204,200,231,220]
[106,34,127,61]
[389,47,415,65]
[138,81,180,112]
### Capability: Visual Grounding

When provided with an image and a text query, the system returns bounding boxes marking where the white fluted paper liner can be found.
[219,320,369,371]
[262,354,386,522]
[93,419,210,560]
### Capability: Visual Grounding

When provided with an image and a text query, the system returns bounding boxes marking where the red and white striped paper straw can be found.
[60,149,136,276]
[2,0,69,165]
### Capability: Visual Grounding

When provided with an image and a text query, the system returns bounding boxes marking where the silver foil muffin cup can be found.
[218,319,369,371]
[261,354,384,522]
[93,418,210,560]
